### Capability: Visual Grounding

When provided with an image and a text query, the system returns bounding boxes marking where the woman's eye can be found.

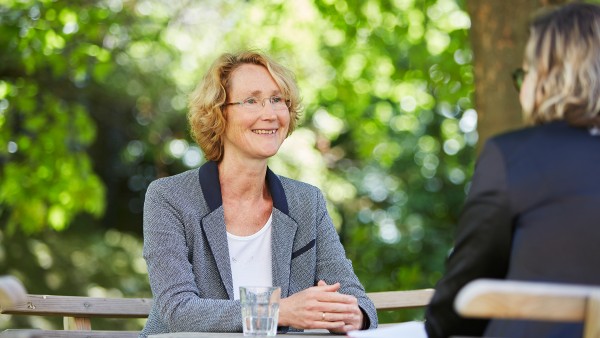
[245,98,258,105]
[271,96,283,103]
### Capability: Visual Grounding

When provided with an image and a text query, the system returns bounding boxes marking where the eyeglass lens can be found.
[245,97,290,111]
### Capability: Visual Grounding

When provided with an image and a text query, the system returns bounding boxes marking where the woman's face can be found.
[222,64,290,163]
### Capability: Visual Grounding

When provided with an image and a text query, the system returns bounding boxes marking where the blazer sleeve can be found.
[313,189,378,329]
[143,179,242,333]
[424,140,514,338]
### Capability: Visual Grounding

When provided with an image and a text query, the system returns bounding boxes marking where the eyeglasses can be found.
[512,68,527,91]
[225,95,291,112]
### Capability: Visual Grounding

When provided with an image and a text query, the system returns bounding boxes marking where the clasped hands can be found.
[278,280,364,333]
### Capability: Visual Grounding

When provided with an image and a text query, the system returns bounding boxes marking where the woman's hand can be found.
[278,280,364,333]
[316,280,364,333]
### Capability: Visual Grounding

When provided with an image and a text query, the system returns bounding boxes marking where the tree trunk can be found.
[466,0,571,150]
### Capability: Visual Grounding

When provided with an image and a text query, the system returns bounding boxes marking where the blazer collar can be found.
[198,161,289,215]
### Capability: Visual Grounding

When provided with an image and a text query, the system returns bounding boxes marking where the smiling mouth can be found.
[252,129,277,134]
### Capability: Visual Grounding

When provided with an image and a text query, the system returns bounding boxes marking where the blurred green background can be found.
[0,0,574,331]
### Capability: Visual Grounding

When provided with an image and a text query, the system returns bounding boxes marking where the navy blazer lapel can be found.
[266,167,288,214]
[198,161,222,211]
[198,162,234,299]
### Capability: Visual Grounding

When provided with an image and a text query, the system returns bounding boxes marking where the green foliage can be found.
[0,0,189,234]
[1,0,476,329]
[305,0,475,322]
[0,2,115,232]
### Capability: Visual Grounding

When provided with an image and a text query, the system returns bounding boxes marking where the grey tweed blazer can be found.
[139,161,377,337]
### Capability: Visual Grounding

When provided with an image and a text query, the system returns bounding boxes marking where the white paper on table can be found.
[346,321,427,338]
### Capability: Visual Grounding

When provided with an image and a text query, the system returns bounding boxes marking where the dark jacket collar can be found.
[198,161,289,215]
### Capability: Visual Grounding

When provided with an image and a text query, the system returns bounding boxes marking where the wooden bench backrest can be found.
[368,288,434,311]
[1,283,434,334]
[455,279,600,338]
[2,289,434,320]
[1,294,152,331]
[4,294,153,318]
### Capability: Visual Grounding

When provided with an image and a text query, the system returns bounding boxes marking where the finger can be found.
[328,323,356,334]
[309,312,346,330]
[313,282,340,292]
[342,324,358,332]
[321,320,346,330]
[315,291,356,304]
[320,310,359,323]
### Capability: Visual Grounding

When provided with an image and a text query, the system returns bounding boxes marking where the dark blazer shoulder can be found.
[484,124,542,159]
[488,121,583,154]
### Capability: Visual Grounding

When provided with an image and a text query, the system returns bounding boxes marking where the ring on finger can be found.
[322,312,326,321]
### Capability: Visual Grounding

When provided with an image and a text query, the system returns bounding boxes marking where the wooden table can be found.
[0,324,408,338]
[147,323,412,338]
[149,330,335,337]
[0,330,139,338]
[0,330,338,338]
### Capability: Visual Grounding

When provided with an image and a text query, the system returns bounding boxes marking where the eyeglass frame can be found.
[512,68,527,91]
[224,95,291,111]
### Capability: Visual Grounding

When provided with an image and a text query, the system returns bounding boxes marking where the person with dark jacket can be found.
[425,3,600,337]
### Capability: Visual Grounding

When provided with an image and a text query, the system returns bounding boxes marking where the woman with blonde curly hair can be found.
[140,50,376,337]
[426,3,600,338]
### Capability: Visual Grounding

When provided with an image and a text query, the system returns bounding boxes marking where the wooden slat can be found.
[584,291,600,338]
[3,290,432,318]
[63,317,91,331]
[1,294,152,318]
[0,329,140,338]
[367,289,434,311]
[455,279,599,322]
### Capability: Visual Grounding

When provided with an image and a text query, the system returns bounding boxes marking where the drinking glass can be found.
[240,286,281,336]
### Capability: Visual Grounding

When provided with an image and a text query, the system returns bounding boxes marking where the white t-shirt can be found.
[227,213,273,300]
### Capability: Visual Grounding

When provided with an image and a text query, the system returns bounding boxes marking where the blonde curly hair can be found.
[188,50,302,162]
[523,3,600,128]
